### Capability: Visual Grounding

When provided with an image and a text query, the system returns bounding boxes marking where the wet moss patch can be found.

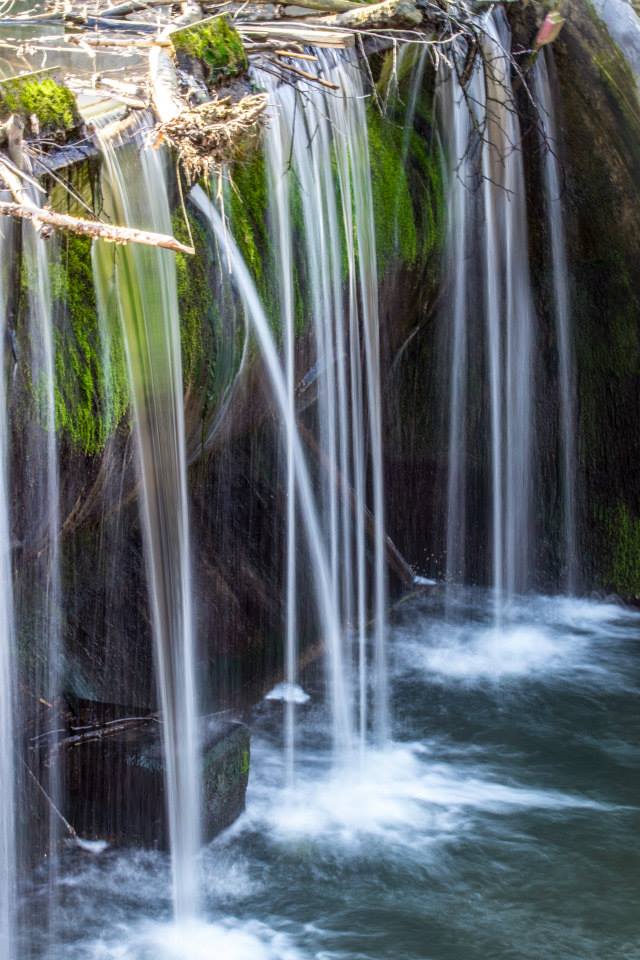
[50,236,128,455]
[0,70,78,132]
[596,503,640,599]
[172,209,213,384]
[172,17,247,83]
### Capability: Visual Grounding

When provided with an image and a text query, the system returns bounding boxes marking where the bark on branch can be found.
[0,201,195,253]
[317,0,422,27]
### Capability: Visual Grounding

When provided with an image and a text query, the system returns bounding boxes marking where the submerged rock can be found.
[59,712,250,850]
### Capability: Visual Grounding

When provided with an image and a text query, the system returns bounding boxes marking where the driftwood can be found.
[22,760,78,839]
[67,34,172,47]
[149,43,187,122]
[317,0,422,28]
[101,0,175,17]
[240,20,354,46]
[0,201,195,253]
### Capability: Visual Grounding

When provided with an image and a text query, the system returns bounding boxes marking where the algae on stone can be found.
[0,71,78,131]
[51,236,128,455]
[172,17,247,82]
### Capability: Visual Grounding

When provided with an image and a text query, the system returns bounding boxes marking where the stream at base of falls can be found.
[22,592,640,960]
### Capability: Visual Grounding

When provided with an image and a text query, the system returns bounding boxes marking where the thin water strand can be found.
[0,214,16,960]
[94,124,201,921]
[533,49,578,592]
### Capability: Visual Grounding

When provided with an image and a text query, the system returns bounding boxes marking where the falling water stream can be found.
[0,212,16,960]
[441,12,536,615]
[532,49,578,592]
[94,120,201,922]
[21,205,63,919]
[259,50,389,760]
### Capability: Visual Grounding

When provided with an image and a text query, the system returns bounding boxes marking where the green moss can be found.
[229,148,282,335]
[172,209,213,383]
[49,236,128,455]
[597,503,640,598]
[0,72,77,130]
[368,110,444,273]
[172,16,247,81]
[229,149,268,284]
[586,1,640,133]
[367,107,417,270]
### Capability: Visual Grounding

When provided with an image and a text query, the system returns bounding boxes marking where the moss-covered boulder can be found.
[171,16,248,85]
[0,69,79,138]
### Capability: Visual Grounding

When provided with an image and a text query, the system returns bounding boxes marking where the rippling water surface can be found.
[25,591,640,959]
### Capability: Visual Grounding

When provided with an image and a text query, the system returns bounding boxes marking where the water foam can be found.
[86,918,303,960]
[242,739,605,853]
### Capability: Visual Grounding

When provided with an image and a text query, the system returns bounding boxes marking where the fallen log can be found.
[149,43,187,122]
[0,201,195,253]
[67,34,171,47]
[317,0,422,27]
[101,0,175,17]
[240,20,354,46]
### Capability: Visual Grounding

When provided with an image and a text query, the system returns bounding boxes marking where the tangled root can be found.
[155,92,268,182]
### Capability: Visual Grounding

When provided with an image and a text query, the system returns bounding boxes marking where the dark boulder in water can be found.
[25,707,250,855]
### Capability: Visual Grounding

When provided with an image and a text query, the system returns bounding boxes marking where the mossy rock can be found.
[367,47,444,276]
[172,208,214,385]
[171,16,247,83]
[0,69,79,134]
[595,502,640,599]
[229,145,283,337]
[49,235,129,456]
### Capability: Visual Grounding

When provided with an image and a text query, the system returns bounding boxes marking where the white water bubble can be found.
[265,683,311,705]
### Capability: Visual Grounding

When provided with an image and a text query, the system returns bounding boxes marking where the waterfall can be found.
[191,186,350,760]
[0,215,16,960]
[262,77,299,784]
[256,48,389,759]
[22,211,63,912]
[323,50,388,746]
[441,12,536,613]
[94,121,201,922]
[533,49,578,593]
[439,53,478,596]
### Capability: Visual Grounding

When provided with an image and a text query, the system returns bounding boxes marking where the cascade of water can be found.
[439,56,480,597]
[262,78,299,784]
[442,12,536,616]
[191,186,351,758]
[257,48,389,754]
[322,49,389,745]
[533,49,578,593]
[94,121,200,922]
[483,13,535,609]
[0,216,16,960]
[21,210,63,923]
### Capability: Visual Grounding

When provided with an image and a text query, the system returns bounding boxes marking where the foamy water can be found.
[24,591,640,960]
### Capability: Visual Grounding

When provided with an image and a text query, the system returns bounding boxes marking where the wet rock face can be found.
[60,713,250,850]
[536,0,640,597]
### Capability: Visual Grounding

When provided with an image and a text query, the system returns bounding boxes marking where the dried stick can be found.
[0,201,195,253]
